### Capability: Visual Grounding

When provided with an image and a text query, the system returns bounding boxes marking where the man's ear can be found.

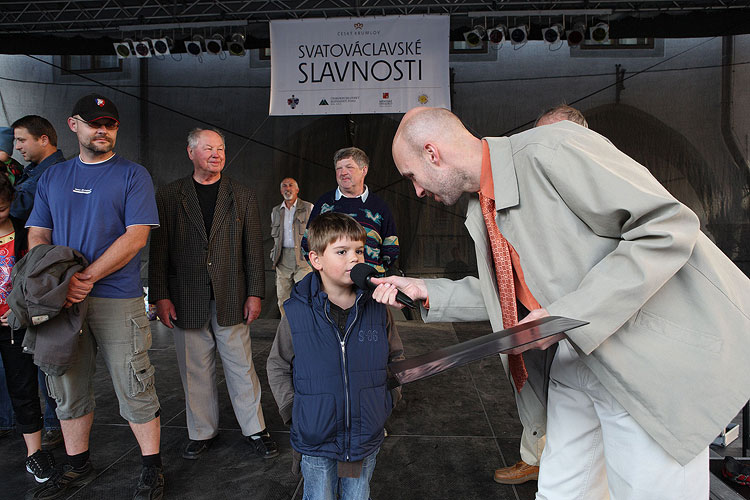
[424,143,440,166]
[308,250,323,271]
[187,146,194,161]
[39,135,50,147]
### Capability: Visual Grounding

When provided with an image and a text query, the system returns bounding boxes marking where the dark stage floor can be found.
[1,316,540,500]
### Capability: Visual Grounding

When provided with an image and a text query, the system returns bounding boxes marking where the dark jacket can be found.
[0,216,28,343]
[7,244,89,375]
[11,149,65,222]
[267,271,404,463]
[149,175,264,329]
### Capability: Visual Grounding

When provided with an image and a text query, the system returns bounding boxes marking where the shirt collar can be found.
[478,139,494,200]
[335,185,369,202]
[26,149,64,174]
[282,199,298,210]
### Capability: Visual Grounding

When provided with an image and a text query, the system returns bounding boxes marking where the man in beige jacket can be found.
[270,177,312,315]
[373,107,750,499]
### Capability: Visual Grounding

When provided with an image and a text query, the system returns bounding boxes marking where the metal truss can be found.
[1,0,750,35]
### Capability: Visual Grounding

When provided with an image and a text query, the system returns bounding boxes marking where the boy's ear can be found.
[308,250,323,271]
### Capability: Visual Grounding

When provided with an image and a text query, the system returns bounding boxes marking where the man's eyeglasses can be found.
[73,117,119,130]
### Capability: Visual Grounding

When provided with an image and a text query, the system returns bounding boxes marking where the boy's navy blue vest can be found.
[284,271,392,462]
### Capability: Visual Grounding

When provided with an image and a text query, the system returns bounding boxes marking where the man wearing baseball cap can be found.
[25,94,164,500]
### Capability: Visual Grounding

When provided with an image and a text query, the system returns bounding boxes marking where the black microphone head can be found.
[350,263,376,290]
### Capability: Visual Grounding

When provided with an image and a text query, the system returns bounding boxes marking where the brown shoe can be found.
[493,460,539,484]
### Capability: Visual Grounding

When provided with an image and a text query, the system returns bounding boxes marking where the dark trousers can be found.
[0,330,43,434]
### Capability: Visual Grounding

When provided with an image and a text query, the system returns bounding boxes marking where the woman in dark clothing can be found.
[0,173,55,482]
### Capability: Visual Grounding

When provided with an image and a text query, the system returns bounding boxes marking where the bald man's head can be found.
[392,107,482,205]
[393,107,468,161]
[535,104,588,128]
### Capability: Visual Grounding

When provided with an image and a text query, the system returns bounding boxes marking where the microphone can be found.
[350,263,416,309]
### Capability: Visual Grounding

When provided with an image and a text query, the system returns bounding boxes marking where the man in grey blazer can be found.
[149,128,278,461]
[373,107,750,499]
[270,177,312,315]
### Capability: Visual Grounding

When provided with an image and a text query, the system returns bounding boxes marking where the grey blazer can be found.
[423,121,750,465]
[149,175,264,329]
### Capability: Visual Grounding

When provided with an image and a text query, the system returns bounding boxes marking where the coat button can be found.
[208,262,212,266]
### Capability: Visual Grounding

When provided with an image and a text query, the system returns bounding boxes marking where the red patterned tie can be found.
[479,193,528,392]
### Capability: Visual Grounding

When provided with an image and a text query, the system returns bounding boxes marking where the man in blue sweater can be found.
[304,147,399,276]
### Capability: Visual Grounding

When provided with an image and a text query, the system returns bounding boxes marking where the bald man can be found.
[372,107,750,499]
[270,177,313,315]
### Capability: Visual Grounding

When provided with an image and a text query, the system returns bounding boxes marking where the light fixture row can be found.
[113,33,248,58]
[463,21,609,47]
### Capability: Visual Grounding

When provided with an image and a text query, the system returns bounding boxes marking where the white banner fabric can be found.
[269,15,450,116]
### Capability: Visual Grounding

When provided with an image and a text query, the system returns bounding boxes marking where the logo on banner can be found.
[287,95,300,109]
[379,91,393,108]
[319,99,329,105]
[354,23,364,30]
[417,94,429,105]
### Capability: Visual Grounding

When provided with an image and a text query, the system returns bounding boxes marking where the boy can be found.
[267,212,404,500]
[0,173,55,482]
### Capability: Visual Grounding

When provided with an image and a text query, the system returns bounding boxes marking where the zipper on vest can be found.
[324,295,362,462]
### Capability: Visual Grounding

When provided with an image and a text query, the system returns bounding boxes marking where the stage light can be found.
[113,41,134,59]
[487,25,506,47]
[566,23,586,46]
[134,40,152,58]
[184,36,204,56]
[590,22,609,43]
[206,34,224,55]
[509,25,527,46]
[152,37,172,56]
[228,33,246,56]
[463,26,486,47]
[542,24,563,44]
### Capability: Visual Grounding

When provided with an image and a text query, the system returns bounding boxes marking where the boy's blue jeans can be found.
[301,448,379,500]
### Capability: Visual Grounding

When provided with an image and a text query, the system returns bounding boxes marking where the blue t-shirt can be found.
[26,154,158,299]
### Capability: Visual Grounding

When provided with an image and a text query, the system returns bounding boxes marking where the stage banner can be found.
[269,15,450,116]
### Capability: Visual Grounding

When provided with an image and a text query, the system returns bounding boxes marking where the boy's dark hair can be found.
[308,212,367,255]
[10,115,58,147]
[0,173,15,204]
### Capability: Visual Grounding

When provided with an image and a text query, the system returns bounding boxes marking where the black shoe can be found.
[247,430,279,459]
[132,465,164,500]
[181,437,215,459]
[26,461,96,500]
[41,429,64,451]
[26,450,56,483]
